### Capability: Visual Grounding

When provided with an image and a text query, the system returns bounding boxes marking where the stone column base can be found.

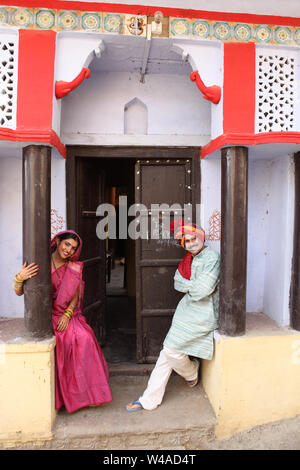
[202,313,300,439]
[0,323,56,446]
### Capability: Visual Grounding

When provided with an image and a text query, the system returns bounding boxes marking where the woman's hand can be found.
[18,262,39,281]
[56,315,70,332]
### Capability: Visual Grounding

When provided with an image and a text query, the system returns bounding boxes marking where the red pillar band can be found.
[17,29,56,131]
[223,42,256,135]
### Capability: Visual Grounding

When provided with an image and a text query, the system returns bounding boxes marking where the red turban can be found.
[170,219,205,280]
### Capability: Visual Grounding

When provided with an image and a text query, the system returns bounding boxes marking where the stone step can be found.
[108,362,155,376]
[28,374,217,450]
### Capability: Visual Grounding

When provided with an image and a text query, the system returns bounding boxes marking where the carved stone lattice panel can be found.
[0,35,17,129]
[257,52,296,133]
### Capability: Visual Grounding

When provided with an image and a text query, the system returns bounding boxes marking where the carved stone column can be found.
[219,146,248,336]
[22,145,52,337]
[290,152,300,330]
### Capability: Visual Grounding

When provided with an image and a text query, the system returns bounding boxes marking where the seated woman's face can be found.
[57,238,79,260]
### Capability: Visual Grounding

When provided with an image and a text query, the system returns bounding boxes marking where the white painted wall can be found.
[53,32,105,135]
[0,147,295,325]
[61,70,211,144]
[0,149,67,319]
[200,158,221,254]
[51,150,67,238]
[247,159,271,312]
[124,97,148,134]
[0,155,23,318]
[172,41,223,140]
[263,155,295,326]
[201,153,294,325]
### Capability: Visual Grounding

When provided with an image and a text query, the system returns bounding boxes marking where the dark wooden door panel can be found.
[141,316,173,363]
[141,265,183,310]
[140,164,187,205]
[135,157,195,363]
[66,146,200,360]
[77,158,106,345]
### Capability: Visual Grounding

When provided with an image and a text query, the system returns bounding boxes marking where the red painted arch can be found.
[201,132,300,158]
[0,128,66,157]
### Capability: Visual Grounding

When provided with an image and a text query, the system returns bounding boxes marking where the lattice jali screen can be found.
[256,52,296,133]
[0,35,17,129]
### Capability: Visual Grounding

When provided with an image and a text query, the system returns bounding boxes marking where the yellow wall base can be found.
[2,314,300,445]
[0,334,57,446]
[202,313,300,439]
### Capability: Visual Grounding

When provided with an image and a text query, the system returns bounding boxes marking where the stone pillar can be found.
[291,152,300,330]
[219,146,248,336]
[22,145,52,337]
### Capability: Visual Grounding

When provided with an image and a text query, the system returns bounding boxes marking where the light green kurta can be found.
[163,246,220,360]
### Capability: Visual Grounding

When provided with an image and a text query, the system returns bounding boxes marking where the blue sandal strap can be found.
[126,400,143,412]
[132,400,142,406]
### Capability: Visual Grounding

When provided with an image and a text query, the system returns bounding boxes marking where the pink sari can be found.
[51,232,112,413]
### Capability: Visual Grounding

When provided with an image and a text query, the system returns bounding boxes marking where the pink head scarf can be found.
[50,230,83,261]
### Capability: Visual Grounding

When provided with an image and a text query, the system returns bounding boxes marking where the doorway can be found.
[66,147,200,364]
[97,157,137,364]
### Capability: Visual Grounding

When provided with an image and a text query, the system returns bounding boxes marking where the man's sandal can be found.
[186,377,198,388]
[126,400,143,412]
[186,359,200,388]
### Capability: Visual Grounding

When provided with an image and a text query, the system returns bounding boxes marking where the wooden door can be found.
[76,158,106,345]
[135,158,195,363]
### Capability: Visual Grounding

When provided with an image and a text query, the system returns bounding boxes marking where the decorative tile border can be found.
[170,17,300,46]
[0,7,147,36]
[0,6,299,45]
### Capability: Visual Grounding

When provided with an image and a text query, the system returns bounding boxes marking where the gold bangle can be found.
[63,312,72,320]
[14,282,23,290]
[15,273,24,282]
[14,276,24,284]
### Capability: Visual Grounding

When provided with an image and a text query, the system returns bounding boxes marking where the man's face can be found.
[184,233,204,256]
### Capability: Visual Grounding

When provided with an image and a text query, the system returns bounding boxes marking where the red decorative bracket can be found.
[190,70,221,105]
[55,67,91,99]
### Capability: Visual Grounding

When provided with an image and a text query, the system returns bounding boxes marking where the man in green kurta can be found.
[126,222,220,412]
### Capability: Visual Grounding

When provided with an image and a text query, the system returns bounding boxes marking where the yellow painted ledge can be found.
[0,327,56,446]
[202,313,300,439]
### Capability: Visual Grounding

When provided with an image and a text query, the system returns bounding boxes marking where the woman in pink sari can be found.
[14,230,112,413]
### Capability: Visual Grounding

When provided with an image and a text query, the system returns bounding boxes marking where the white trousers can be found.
[138,346,199,410]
